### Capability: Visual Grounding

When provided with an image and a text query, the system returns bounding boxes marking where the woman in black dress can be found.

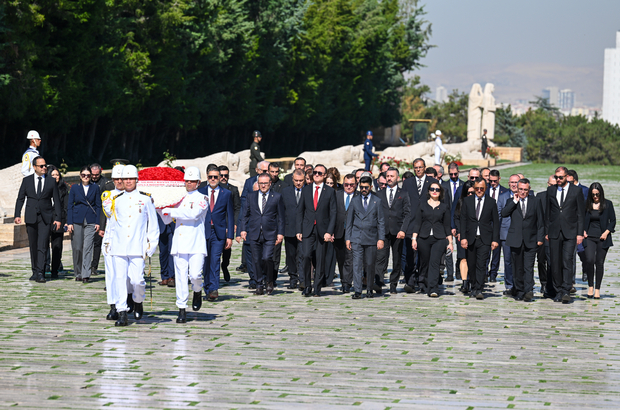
[47,165,69,279]
[453,180,475,294]
[412,181,453,297]
[584,183,616,299]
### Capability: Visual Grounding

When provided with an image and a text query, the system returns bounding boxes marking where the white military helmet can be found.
[27,130,41,140]
[111,164,126,179]
[430,132,436,138]
[435,130,442,136]
[184,166,201,181]
[122,165,139,179]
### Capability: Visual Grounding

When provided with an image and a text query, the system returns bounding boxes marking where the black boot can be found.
[106,304,118,320]
[127,294,135,314]
[134,302,143,320]
[115,311,128,326]
[176,308,187,323]
[192,291,202,311]
[464,280,471,294]
[35,273,46,283]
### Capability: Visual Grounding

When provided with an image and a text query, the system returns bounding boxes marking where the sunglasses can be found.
[469,176,478,180]
[467,191,474,196]
[220,174,229,178]
[449,172,458,177]
[379,182,387,187]
[592,193,600,197]
[554,175,564,179]
[360,185,371,190]
[207,175,219,179]
[343,183,356,187]
[413,166,425,170]
[36,164,48,168]
[429,187,441,192]
[80,174,91,178]
[313,171,324,176]
[474,187,485,192]
[489,179,499,183]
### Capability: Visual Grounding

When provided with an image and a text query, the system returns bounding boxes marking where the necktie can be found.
[559,187,565,208]
[296,189,300,204]
[417,179,422,196]
[521,198,526,216]
[453,181,457,198]
[210,189,215,225]
[37,176,42,195]
[262,193,267,214]
[476,197,482,220]
[314,186,319,211]
[363,196,368,211]
[492,188,496,200]
[345,194,350,211]
[389,188,394,208]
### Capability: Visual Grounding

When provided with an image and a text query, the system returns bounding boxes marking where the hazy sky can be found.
[415,0,620,105]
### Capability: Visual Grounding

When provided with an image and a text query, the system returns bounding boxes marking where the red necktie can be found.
[314,186,319,225]
[210,189,215,225]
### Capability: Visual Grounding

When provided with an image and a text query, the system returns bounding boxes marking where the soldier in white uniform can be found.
[21,130,41,177]
[434,130,447,165]
[159,166,209,323]
[109,165,159,326]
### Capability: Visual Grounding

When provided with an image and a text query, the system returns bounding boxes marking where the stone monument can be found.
[482,83,497,141]
[467,83,484,143]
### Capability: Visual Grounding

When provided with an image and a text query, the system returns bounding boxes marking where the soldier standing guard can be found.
[109,165,159,326]
[21,130,41,177]
[159,167,209,324]
[363,131,378,171]
[249,130,264,177]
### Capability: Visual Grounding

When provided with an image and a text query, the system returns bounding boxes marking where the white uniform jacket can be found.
[109,190,159,258]
[101,188,123,256]
[159,190,209,256]
[21,147,40,177]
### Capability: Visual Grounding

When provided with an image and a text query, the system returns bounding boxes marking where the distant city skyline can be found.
[414,0,620,107]
[603,32,620,125]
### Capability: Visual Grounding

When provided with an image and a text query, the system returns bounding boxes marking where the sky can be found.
[414,0,620,106]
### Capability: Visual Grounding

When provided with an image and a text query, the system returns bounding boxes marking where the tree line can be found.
[0,0,432,169]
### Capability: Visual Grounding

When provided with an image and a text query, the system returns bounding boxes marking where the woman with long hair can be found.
[47,165,69,278]
[583,183,616,299]
[453,180,476,294]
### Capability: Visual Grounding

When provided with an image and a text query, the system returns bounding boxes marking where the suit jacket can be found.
[501,196,545,248]
[238,175,258,228]
[15,174,62,225]
[239,190,285,241]
[296,183,337,237]
[496,190,514,241]
[442,178,464,207]
[67,183,102,225]
[584,200,616,248]
[412,201,451,239]
[486,184,508,202]
[220,182,241,227]
[460,195,500,246]
[283,173,293,187]
[198,185,234,240]
[402,175,438,235]
[281,185,303,238]
[376,186,411,236]
[334,190,358,239]
[545,184,584,239]
[345,193,385,245]
[272,179,285,194]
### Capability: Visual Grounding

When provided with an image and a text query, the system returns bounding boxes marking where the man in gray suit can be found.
[496,174,520,294]
[346,176,385,299]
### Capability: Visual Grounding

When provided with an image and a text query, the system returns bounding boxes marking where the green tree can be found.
[424,90,468,143]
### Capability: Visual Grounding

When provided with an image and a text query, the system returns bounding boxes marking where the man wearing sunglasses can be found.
[15,156,62,283]
[544,166,585,304]
[442,162,464,281]
[217,165,240,282]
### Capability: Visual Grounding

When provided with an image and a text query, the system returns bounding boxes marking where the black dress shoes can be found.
[562,294,571,304]
[503,289,514,296]
[570,286,576,294]
[35,274,46,283]
[389,285,397,294]
[553,294,563,303]
[192,291,202,311]
[134,302,143,320]
[366,292,373,299]
[255,287,265,295]
[236,264,247,273]
[287,282,298,290]
[115,311,128,326]
[176,309,187,323]
[266,282,274,295]
[222,267,230,282]
[82,278,89,284]
[342,286,351,293]
[475,292,484,300]
[489,276,497,283]
[403,284,414,294]
[352,292,362,299]
[249,283,257,290]
[127,294,135,314]
[446,275,454,282]
[303,288,312,297]
[29,274,37,281]
[523,291,534,302]
[106,305,118,320]
[514,295,524,301]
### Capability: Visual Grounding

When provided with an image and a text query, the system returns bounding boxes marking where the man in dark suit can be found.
[346,176,385,299]
[14,156,61,283]
[460,178,499,300]
[198,165,234,301]
[376,167,411,294]
[495,174,520,291]
[281,169,305,289]
[442,163,464,281]
[283,157,306,187]
[333,174,358,293]
[401,158,437,291]
[487,170,510,282]
[567,169,589,283]
[296,164,337,297]
[268,162,285,281]
[239,173,285,294]
[536,176,555,292]
[545,166,584,304]
[218,165,240,282]
[501,179,544,302]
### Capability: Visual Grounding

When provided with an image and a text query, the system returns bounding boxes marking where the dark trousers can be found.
[273,241,282,283]
[501,240,513,289]
[466,237,491,294]
[250,232,276,286]
[91,229,103,272]
[376,234,403,287]
[488,245,500,278]
[325,241,337,286]
[222,247,231,271]
[418,236,447,295]
[158,223,175,280]
[537,240,550,290]
[302,226,328,294]
[243,242,256,286]
[284,236,301,286]
[50,231,64,275]
[203,227,225,293]
[352,243,376,294]
[511,244,537,297]
[26,215,51,276]
[584,237,608,289]
[364,158,372,171]
[548,232,576,296]
[402,237,418,286]
[334,236,353,288]
[444,249,454,278]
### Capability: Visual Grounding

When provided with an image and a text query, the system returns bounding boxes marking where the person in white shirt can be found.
[21,130,41,177]
[159,166,209,323]
[434,130,447,165]
[109,165,159,326]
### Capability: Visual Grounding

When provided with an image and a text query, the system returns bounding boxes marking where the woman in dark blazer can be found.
[412,181,453,297]
[67,166,101,283]
[583,182,615,299]
[47,165,70,278]
[453,180,476,294]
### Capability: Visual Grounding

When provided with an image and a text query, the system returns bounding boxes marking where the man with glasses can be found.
[15,156,61,283]
[535,176,555,294]
[494,174,520,290]
[218,165,240,282]
[90,163,115,277]
[21,130,41,177]
[460,178,499,300]
[283,157,306,187]
[198,165,234,302]
[281,169,306,289]
[333,174,358,293]
[296,164,337,297]
[544,166,585,304]
[268,162,285,282]
[442,162,464,280]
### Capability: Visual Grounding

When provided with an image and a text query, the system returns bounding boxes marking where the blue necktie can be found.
[345,194,350,211]
[363,196,368,211]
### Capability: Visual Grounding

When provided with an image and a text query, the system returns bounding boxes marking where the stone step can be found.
[0,223,29,250]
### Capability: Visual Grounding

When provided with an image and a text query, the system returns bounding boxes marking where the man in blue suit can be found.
[239,173,285,294]
[496,174,520,293]
[487,169,509,281]
[363,131,378,171]
[567,169,589,283]
[198,165,234,301]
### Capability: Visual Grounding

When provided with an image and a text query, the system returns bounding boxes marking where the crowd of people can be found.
[14,130,617,327]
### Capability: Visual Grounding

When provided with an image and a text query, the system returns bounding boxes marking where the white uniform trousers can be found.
[112,256,146,312]
[174,253,204,309]
[104,253,134,305]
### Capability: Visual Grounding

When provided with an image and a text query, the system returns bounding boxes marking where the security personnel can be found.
[101,164,133,320]
[159,166,209,324]
[249,130,264,177]
[21,130,41,177]
[363,131,378,171]
[109,165,159,326]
